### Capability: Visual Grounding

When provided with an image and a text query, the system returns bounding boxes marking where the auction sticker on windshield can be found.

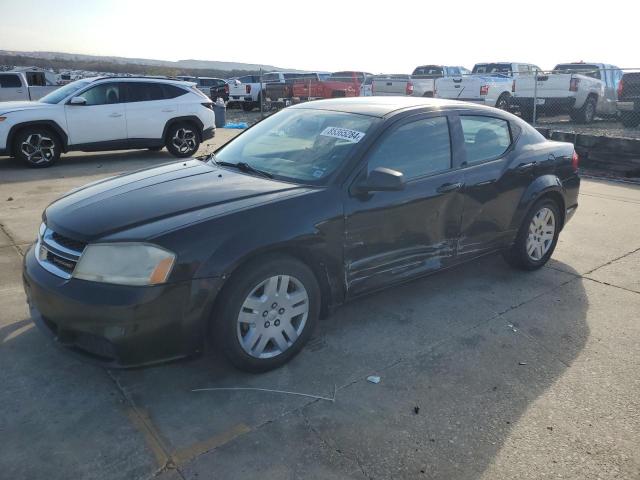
[320,127,366,143]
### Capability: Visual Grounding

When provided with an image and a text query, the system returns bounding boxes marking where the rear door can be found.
[64,81,127,145]
[344,113,465,295]
[0,73,27,100]
[124,82,182,140]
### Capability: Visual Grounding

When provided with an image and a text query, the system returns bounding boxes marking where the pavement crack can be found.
[301,410,371,479]
[0,221,25,257]
[583,276,640,295]
[584,246,640,276]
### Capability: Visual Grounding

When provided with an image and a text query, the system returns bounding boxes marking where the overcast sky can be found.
[0,0,637,72]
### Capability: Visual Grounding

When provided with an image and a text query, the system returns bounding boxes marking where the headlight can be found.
[73,243,176,286]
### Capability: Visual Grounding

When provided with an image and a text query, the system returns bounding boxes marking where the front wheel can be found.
[13,127,61,168]
[503,199,561,270]
[165,122,200,158]
[213,255,320,372]
[495,93,511,111]
[571,96,597,124]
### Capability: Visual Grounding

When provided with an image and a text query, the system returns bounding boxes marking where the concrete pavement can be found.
[1,140,639,479]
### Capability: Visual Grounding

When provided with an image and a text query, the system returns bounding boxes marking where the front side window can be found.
[367,117,451,180]
[214,108,379,184]
[79,83,122,105]
[461,116,511,164]
[40,79,91,104]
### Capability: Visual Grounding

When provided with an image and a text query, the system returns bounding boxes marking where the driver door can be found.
[64,82,127,145]
[343,114,465,296]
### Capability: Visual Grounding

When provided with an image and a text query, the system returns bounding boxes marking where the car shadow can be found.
[2,255,588,479]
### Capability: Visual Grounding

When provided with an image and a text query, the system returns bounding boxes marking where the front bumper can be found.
[23,244,224,367]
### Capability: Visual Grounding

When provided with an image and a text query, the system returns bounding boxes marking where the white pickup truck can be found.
[371,65,469,97]
[511,63,623,123]
[435,62,540,110]
[0,71,59,102]
[228,74,263,112]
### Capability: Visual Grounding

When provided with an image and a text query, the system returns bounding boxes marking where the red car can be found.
[293,71,370,100]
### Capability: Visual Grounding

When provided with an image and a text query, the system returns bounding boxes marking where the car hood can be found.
[44,160,309,241]
[0,101,57,114]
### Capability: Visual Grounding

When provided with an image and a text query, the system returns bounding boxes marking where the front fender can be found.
[509,174,565,232]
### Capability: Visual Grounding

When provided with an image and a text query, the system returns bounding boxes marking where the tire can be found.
[503,198,561,270]
[13,127,61,168]
[147,146,163,152]
[571,95,597,124]
[213,255,321,372]
[620,112,640,128]
[242,102,255,112]
[422,91,434,98]
[495,93,511,111]
[165,122,200,158]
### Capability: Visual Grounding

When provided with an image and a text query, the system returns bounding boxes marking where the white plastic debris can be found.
[367,375,381,384]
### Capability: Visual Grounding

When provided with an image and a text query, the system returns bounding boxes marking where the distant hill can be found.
[0,50,305,78]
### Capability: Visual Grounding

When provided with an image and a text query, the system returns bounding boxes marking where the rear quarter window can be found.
[460,116,512,164]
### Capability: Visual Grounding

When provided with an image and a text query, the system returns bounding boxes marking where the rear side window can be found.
[367,117,451,180]
[0,74,22,88]
[461,116,511,164]
[163,84,187,99]
[126,82,165,102]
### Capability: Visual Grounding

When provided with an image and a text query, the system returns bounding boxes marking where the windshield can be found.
[412,66,444,78]
[554,64,601,79]
[472,63,512,76]
[39,80,91,104]
[213,108,379,184]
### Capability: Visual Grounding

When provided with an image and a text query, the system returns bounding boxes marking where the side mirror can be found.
[355,167,405,193]
[69,96,87,105]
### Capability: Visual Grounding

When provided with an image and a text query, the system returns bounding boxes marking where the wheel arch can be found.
[511,175,566,232]
[7,120,68,155]
[162,116,204,142]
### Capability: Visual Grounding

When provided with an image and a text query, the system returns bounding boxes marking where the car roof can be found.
[289,97,487,117]
[90,76,195,87]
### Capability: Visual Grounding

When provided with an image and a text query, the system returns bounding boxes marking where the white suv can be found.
[0,77,216,167]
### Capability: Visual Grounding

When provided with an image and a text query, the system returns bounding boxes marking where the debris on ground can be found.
[367,375,381,384]
[224,122,249,129]
[519,361,527,366]
[6,197,13,201]
[192,385,336,402]
[507,323,518,332]
[414,406,420,414]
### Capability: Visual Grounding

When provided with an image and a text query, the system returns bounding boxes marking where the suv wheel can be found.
[213,255,320,372]
[14,127,61,168]
[165,122,200,158]
[503,198,561,270]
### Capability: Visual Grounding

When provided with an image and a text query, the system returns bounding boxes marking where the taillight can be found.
[617,78,624,97]
[480,85,489,96]
[572,151,579,171]
[201,102,213,110]
[224,84,229,94]
[371,81,375,95]
[512,80,516,93]
[406,81,414,95]
[246,84,251,94]
[569,78,580,92]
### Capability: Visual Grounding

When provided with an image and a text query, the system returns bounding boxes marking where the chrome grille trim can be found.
[35,223,85,279]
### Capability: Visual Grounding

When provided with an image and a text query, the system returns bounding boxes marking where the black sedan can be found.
[23,97,580,372]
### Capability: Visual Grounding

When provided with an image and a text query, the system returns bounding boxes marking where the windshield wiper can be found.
[215,160,274,179]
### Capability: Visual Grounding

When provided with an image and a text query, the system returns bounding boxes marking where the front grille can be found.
[51,231,87,252]
[36,223,85,279]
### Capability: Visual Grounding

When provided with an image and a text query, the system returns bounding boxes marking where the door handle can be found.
[516,161,537,173]
[109,113,123,118]
[437,182,464,193]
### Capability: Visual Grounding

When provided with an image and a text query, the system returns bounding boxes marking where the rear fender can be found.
[510,174,565,232]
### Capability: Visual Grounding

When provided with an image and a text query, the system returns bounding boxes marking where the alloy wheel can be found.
[20,133,55,165]
[171,128,197,154]
[236,275,309,359]
[526,207,555,261]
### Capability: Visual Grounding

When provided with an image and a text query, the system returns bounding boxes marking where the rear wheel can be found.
[242,101,255,112]
[213,255,320,372]
[13,127,61,168]
[165,122,200,158]
[571,95,597,124]
[503,198,561,270]
[620,112,640,128]
[495,93,511,111]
